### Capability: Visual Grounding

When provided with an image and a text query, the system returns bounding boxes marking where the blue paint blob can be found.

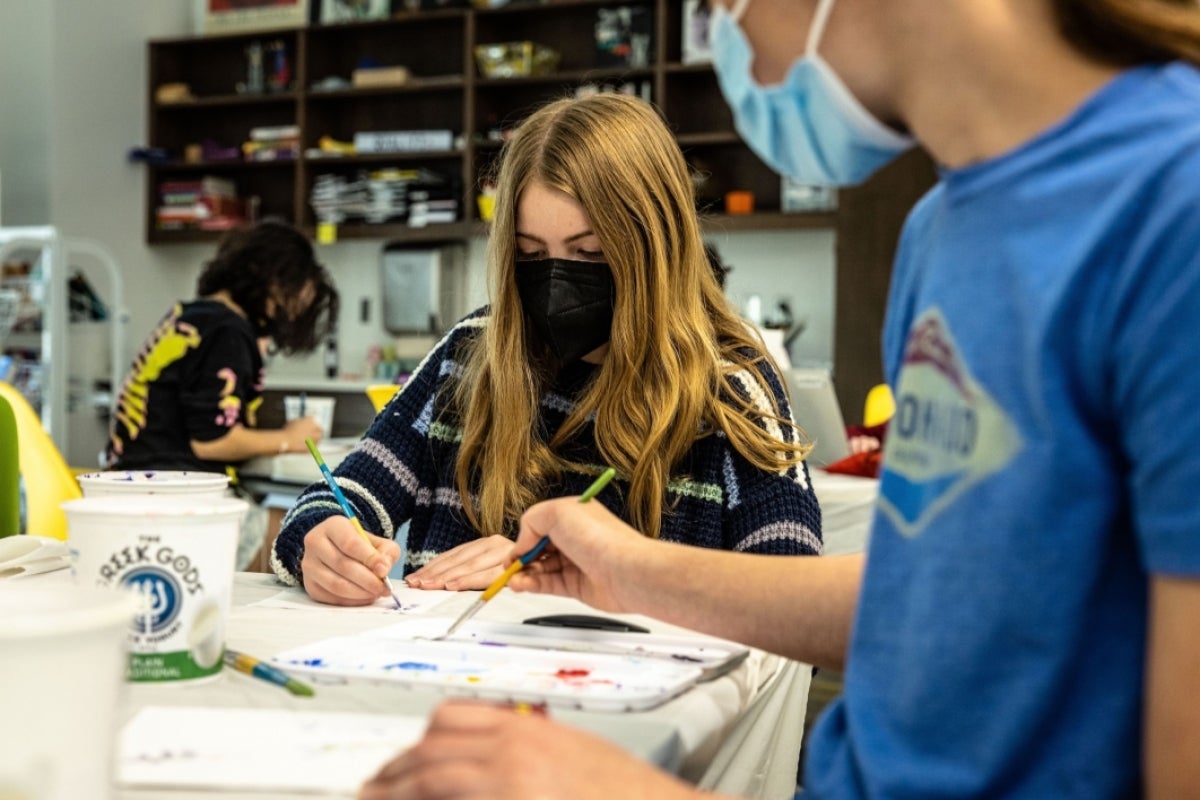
[383,661,439,671]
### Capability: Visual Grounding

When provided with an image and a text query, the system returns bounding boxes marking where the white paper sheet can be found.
[118,706,426,794]
[250,585,457,616]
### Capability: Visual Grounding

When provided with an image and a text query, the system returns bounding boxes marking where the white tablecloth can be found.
[109,573,808,799]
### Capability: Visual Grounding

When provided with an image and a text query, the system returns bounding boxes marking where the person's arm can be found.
[360,700,717,800]
[190,416,323,462]
[1143,575,1200,798]
[510,497,862,670]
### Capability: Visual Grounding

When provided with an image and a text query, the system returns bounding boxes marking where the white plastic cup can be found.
[0,584,137,800]
[63,496,247,682]
[284,394,336,437]
[77,470,229,499]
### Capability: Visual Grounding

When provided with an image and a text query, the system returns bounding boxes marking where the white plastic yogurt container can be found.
[62,495,246,682]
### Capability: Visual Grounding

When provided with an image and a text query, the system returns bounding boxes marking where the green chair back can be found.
[0,393,19,537]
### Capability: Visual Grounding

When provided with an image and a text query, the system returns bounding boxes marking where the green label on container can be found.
[129,650,221,682]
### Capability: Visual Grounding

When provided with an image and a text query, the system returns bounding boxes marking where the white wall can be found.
[5,0,836,392]
[0,2,53,225]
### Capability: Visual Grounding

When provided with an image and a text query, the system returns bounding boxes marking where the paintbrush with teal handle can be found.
[437,466,618,640]
[305,438,402,610]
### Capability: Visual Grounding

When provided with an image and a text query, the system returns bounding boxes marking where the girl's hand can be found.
[300,516,400,605]
[405,535,514,591]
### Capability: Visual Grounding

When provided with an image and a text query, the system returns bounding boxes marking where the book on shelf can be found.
[249,124,300,142]
[155,184,247,230]
[353,130,454,154]
[158,176,237,199]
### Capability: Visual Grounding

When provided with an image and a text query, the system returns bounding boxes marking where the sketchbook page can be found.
[270,624,704,713]
[117,706,425,794]
[249,585,458,616]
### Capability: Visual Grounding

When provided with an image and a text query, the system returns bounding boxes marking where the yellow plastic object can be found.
[863,383,896,428]
[0,381,82,540]
[365,383,401,413]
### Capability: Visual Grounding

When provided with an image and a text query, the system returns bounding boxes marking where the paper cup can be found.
[62,496,246,682]
[77,470,230,499]
[0,584,136,800]
[284,395,336,436]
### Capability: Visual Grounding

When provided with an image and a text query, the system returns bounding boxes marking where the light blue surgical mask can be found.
[711,0,913,186]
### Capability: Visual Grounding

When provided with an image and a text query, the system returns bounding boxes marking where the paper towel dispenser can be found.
[381,241,466,335]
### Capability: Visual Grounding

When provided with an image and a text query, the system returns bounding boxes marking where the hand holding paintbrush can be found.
[437,467,617,639]
[305,438,403,609]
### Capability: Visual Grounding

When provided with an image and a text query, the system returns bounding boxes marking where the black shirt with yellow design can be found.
[106,299,263,473]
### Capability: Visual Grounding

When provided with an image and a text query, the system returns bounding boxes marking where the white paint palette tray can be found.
[270,617,749,712]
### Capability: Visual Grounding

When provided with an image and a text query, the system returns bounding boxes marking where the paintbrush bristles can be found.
[438,597,485,640]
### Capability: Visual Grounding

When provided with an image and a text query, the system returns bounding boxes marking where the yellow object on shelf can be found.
[863,383,896,427]
[0,381,82,540]
[476,194,496,221]
[474,41,561,79]
[365,383,401,413]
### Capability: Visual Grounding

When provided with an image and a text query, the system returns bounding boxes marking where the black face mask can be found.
[514,258,615,364]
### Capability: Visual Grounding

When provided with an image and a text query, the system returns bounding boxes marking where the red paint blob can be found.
[554,668,590,678]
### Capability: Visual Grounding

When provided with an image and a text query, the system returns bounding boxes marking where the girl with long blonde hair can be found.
[273,92,822,602]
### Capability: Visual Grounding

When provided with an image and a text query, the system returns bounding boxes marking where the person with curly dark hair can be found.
[106,219,338,474]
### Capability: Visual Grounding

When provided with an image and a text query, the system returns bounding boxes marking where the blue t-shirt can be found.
[804,63,1200,798]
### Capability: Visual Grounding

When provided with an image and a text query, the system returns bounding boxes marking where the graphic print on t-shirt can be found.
[110,304,202,455]
[878,308,1023,537]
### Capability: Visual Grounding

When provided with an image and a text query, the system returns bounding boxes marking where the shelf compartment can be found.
[474,67,655,89]
[662,68,734,136]
[149,32,301,101]
[305,76,466,99]
[305,93,464,150]
[304,151,463,165]
[151,160,298,173]
[684,143,789,215]
[473,1,655,75]
[153,92,297,110]
[313,221,476,242]
[306,15,466,90]
[150,102,298,159]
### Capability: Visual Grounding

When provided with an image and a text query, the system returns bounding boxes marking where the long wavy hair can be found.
[452,93,810,540]
[1052,0,1200,65]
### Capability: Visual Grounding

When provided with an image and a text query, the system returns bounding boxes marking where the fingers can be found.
[360,760,493,800]
[360,703,544,800]
[358,700,699,800]
[509,499,645,611]
[301,518,396,605]
[284,416,323,449]
[406,537,512,590]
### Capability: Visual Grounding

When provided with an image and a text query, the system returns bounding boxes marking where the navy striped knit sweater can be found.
[271,310,822,585]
